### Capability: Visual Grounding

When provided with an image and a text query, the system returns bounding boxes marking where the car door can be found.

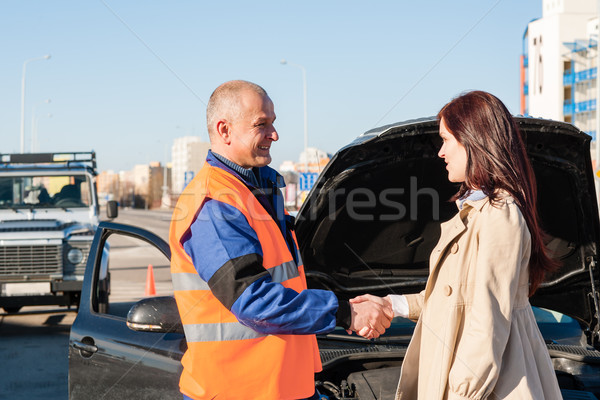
[69,222,183,400]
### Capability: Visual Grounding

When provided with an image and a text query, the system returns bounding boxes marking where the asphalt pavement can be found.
[106,207,172,241]
[0,307,76,399]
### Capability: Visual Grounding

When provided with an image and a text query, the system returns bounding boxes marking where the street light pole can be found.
[20,54,51,153]
[280,59,308,173]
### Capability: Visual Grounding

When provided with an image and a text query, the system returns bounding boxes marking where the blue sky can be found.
[1,1,541,172]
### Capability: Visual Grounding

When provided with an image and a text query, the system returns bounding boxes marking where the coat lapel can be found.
[425,196,489,301]
[428,196,489,272]
[424,207,468,301]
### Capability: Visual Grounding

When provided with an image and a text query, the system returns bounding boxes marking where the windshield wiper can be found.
[0,205,23,213]
[0,204,69,212]
[318,332,412,345]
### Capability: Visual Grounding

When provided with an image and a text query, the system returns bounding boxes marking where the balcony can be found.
[564,98,598,115]
[563,68,597,86]
[563,99,574,115]
[563,72,575,86]
[574,99,597,113]
[576,68,597,82]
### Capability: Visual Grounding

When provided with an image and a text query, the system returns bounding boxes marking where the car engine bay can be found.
[315,335,600,399]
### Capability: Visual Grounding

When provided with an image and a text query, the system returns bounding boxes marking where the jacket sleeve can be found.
[182,199,342,335]
[446,201,530,400]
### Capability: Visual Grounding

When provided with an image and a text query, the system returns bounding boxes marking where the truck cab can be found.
[0,152,116,313]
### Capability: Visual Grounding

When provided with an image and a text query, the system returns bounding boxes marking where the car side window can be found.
[96,232,172,318]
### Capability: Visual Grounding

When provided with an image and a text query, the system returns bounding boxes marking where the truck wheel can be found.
[3,307,22,313]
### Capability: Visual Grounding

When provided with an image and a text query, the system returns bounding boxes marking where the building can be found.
[171,136,210,194]
[97,162,171,209]
[277,148,331,209]
[148,162,171,209]
[161,162,174,209]
[131,162,171,209]
[522,0,598,144]
[97,170,120,205]
[279,160,297,172]
[297,147,331,173]
[118,170,135,207]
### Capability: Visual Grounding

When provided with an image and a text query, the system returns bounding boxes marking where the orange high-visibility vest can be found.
[169,163,321,400]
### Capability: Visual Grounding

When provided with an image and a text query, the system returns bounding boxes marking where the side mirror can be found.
[106,200,118,219]
[126,296,184,334]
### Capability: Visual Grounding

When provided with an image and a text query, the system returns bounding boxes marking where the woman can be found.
[354,91,562,399]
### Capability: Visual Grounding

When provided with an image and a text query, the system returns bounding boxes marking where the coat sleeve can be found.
[446,201,530,400]
[404,291,425,322]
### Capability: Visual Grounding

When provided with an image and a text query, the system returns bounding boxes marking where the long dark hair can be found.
[438,90,558,295]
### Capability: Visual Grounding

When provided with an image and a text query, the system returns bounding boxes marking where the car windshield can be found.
[0,174,92,209]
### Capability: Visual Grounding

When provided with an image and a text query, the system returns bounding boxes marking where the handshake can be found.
[347,294,394,339]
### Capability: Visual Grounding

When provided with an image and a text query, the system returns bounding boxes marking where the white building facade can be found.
[171,136,210,194]
[522,0,598,141]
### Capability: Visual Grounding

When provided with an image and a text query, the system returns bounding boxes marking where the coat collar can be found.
[457,189,513,213]
[206,150,286,190]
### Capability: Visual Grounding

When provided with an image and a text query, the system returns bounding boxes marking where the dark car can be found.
[69,117,600,400]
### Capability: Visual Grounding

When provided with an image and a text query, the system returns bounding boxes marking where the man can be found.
[169,80,392,400]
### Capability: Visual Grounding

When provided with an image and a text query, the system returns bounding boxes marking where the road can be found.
[108,207,172,242]
[0,208,172,400]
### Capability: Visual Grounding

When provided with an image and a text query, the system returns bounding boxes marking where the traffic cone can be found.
[145,264,156,296]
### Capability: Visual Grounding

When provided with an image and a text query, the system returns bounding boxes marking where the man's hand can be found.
[347,294,393,339]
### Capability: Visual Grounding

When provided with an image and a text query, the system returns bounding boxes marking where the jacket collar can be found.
[206,150,286,190]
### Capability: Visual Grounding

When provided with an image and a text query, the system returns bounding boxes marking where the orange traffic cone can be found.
[145,264,156,296]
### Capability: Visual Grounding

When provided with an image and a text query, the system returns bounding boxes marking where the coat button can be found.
[444,285,452,296]
[451,242,459,254]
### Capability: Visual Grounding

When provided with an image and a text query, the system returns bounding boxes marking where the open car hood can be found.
[296,117,600,330]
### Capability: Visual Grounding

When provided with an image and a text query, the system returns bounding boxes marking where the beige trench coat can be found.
[395,195,562,400]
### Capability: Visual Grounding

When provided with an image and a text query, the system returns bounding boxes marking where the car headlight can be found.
[67,248,84,264]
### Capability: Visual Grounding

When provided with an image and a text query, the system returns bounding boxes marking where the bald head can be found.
[206,80,269,141]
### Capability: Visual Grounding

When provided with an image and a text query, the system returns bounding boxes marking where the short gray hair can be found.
[206,80,268,139]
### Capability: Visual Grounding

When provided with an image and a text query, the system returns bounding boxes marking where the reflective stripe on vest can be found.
[183,321,267,342]
[172,259,300,292]
[171,272,209,291]
[172,260,301,343]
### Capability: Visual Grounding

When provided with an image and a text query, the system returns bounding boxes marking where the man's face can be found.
[226,90,278,169]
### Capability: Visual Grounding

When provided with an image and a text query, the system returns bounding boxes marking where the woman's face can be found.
[438,117,467,183]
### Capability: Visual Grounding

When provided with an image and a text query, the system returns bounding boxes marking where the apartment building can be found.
[522,0,598,142]
[171,136,210,194]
